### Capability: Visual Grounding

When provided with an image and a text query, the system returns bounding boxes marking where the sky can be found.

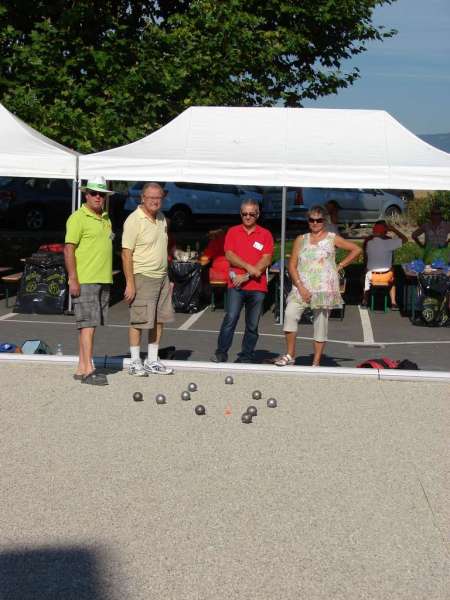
[302,0,450,135]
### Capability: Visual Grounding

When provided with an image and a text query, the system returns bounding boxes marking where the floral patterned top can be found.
[293,232,343,309]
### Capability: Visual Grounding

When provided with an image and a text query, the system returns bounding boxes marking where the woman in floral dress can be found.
[275,205,361,367]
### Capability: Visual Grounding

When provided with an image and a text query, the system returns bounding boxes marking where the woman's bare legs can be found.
[285,331,297,358]
[312,341,326,366]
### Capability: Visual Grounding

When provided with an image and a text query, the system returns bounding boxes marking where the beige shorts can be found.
[130,274,174,329]
[283,292,330,342]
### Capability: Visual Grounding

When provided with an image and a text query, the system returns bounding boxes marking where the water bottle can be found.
[55,343,63,356]
[230,270,240,288]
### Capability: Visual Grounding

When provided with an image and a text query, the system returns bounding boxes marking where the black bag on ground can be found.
[169,261,202,313]
[15,252,67,314]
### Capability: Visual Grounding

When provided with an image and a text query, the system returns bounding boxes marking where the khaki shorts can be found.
[130,274,174,329]
[283,291,330,342]
[73,284,110,329]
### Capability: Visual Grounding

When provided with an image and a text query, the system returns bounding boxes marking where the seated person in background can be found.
[362,221,407,310]
[325,200,340,235]
[200,228,229,281]
[412,206,450,249]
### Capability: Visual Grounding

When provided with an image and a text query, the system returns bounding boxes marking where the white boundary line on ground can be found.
[177,307,210,330]
[1,317,450,346]
[358,306,375,344]
[1,353,450,382]
[0,312,15,321]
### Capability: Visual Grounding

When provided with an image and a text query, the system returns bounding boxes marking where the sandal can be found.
[391,304,400,311]
[73,374,84,381]
[274,354,295,367]
[81,370,109,386]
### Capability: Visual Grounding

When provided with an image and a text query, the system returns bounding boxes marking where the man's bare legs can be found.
[128,322,163,348]
[77,327,95,375]
[389,284,398,307]
[148,322,163,345]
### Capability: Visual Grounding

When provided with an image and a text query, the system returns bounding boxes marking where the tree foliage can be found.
[0,0,396,152]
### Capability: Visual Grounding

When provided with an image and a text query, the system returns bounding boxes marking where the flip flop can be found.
[81,371,109,386]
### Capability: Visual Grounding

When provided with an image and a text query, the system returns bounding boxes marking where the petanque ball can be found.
[155,393,167,405]
[225,375,234,385]
[181,390,191,401]
[133,391,144,402]
[267,398,277,408]
[252,390,262,400]
[195,404,206,415]
[188,382,197,392]
[247,405,258,417]
[241,413,252,424]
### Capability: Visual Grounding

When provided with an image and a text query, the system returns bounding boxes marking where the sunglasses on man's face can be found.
[241,212,258,218]
[88,191,107,198]
[308,217,324,224]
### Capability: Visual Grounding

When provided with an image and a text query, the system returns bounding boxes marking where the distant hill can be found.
[419,133,450,154]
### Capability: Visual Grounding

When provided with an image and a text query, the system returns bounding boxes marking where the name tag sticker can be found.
[253,241,263,251]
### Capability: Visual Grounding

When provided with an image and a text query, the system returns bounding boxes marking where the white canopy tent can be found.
[0,102,79,180]
[80,106,450,321]
[79,106,450,190]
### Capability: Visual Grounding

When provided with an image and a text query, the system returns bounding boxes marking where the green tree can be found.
[0,1,396,152]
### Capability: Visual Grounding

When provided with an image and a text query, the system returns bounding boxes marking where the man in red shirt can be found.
[211,200,274,363]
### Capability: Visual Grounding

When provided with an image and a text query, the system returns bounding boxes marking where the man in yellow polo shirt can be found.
[122,182,174,376]
[64,176,114,385]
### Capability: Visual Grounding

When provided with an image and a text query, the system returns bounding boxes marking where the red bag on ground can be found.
[357,357,400,369]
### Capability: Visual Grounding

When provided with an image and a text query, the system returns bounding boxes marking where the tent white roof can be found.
[0,102,78,179]
[79,106,450,190]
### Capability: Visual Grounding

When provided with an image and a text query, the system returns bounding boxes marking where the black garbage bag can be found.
[15,252,67,315]
[169,261,202,313]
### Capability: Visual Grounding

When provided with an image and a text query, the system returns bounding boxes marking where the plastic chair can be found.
[369,284,389,312]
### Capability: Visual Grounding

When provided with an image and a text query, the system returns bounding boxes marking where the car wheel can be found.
[384,205,401,219]
[169,206,192,231]
[25,206,46,230]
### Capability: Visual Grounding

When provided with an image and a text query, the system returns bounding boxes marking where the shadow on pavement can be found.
[0,546,112,600]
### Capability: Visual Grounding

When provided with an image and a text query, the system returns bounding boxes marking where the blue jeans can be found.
[216,288,266,359]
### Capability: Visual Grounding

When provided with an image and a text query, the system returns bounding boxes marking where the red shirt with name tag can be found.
[224,224,274,292]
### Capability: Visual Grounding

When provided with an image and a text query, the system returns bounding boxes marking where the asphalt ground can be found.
[0,362,449,599]
[1,293,450,371]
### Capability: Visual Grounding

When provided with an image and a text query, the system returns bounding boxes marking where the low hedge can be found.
[274,240,424,266]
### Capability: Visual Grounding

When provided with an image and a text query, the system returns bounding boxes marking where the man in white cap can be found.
[64,176,114,385]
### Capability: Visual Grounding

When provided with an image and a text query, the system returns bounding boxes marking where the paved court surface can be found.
[1,296,450,371]
[0,363,449,599]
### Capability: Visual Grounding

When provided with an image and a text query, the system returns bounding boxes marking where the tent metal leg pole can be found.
[67,178,79,314]
[279,186,287,325]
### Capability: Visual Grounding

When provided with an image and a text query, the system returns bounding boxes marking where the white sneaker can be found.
[143,359,174,375]
[128,359,148,377]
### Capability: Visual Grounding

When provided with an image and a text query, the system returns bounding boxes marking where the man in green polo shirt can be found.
[64,176,114,385]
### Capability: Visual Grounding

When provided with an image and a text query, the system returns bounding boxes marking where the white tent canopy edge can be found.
[0,102,79,180]
[79,106,450,191]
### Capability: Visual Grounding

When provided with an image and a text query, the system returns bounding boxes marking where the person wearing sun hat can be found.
[64,176,115,385]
